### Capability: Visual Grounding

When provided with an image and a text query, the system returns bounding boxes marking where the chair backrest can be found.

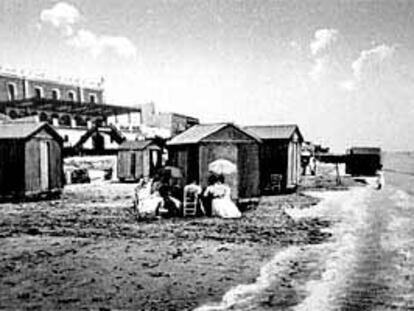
[270,174,282,191]
[183,185,199,216]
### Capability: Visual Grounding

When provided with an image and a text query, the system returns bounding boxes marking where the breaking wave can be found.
[196,188,370,311]
[292,188,369,311]
[194,246,302,311]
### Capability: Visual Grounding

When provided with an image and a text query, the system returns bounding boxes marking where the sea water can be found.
[196,152,414,311]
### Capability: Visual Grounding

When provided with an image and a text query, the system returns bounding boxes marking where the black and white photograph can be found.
[0,0,413,310]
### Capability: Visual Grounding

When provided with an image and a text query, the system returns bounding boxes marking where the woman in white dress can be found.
[134,178,163,219]
[204,175,241,219]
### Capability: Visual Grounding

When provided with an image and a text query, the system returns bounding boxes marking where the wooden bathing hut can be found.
[117,140,162,182]
[245,125,303,193]
[166,123,261,201]
[346,147,381,176]
[0,122,63,200]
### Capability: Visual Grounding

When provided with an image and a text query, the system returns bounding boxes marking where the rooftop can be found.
[118,140,160,150]
[244,124,303,141]
[167,123,261,145]
[0,121,61,141]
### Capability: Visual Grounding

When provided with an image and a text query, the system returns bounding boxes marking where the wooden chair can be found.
[268,174,283,194]
[183,185,202,217]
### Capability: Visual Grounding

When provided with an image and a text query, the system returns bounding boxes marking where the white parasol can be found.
[208,159,237,175]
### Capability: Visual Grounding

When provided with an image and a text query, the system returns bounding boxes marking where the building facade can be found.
[0,72,103,105]
[0,68,142,155]
[141,102,199,138]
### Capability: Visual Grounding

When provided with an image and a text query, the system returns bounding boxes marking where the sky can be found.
[1,0,414,151]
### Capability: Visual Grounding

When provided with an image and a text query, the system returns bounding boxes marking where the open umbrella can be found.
[208,159,237,175]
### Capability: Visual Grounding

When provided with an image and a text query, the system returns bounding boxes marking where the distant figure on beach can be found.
[204,174,241,219]
[309,156,317,176]
[376,164,385,190]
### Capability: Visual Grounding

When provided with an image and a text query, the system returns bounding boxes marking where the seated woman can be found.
[204,174,241,219]
[134,178,163,219]
[156,183,181,218]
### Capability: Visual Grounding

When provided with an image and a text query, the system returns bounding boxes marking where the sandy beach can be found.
[0,171,358,311]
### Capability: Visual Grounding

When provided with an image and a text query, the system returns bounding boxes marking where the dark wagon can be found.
[346,147,382,176]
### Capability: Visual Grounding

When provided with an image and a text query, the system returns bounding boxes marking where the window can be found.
[59,115,71,127]
[7,83,17,101]
[39,112,49,122]
[95,118,103,127]
[68,91,76,101]
[8,110,18,119]
[89,93,97,104]
[51,89,60,100]
[34,87,43,99]
[74,115,86,127]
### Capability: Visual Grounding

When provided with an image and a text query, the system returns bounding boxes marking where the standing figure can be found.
[376,164,385,190]
[309,156,317,176]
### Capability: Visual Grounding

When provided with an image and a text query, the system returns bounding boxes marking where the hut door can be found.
[40,141,50,191]
[287,142,294,187]
[130,153,136,178]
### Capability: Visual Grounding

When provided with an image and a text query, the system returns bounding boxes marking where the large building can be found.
[0,67,142,154]
[0,67,200,155]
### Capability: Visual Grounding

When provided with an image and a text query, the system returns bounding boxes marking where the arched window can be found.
[51,89,60,100]
[68,91,76,101]
[74,115,86,127]
[7,83,17,101]
[94,118,104,127]
[89,93,97,104]
[39,112,49,122]
[34,86,44,99]
[8,110,18,119]
[59,114,71,126]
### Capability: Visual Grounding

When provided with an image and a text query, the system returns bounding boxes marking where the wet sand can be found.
[0,176,353,310]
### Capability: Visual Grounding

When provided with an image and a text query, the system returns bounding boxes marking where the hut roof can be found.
[349,147,381,155]
[167,123,261,145]
[244,124,303,141]
[0,122,62,141]
[118,140,160,150]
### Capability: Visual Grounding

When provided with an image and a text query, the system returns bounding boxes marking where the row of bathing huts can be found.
[104,122,303,202]
[0,121,303,202]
